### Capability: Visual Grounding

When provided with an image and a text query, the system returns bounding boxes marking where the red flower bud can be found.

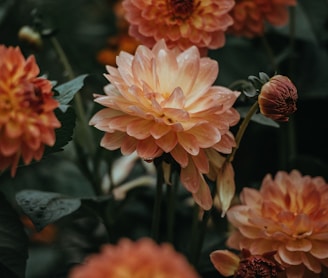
[258,75,298,122]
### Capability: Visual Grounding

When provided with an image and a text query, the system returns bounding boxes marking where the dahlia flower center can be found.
[169,0,194,20]
[235,256,281,278]
[21,84,44,113]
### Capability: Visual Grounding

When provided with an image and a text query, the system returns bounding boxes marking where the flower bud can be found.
[258,75,298,122]
[18,26,43,50]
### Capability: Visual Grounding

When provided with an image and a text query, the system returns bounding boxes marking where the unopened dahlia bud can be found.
[258,75,298,122]
[18,26,43,50]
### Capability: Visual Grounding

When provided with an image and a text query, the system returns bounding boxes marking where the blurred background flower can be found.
[69,237,200,278]
[122,0,235,53]
[228,0,297,38]
[0,45,61,177]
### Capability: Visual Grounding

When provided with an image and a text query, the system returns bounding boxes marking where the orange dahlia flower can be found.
[226,170,328,277]
[0,45,61,176]
[228,0,297,38]
[69,238,200,278]
[122,0,235,52]
[89,39,240,210]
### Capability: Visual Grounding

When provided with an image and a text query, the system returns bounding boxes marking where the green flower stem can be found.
[228,101,259,163]
[50,36,95,156]
[151,162,164,242]
[189,206,211,267]
[166,170,178,243]
[261,35,277,73]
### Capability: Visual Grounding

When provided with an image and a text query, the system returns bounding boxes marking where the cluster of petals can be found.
[122,0,235,52]
[89,39,240,210]
[69,237,200,278]
[0,45,61,176]
[228,0,297,38]
[226,170,328,277]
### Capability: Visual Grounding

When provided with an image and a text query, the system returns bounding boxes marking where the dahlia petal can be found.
[155,132,178,153]
[186,58,218,105]
[226,206,250,226]
[162,87,185,109]
[2,139,19,161]
[150,123,171,139]
[310,240,328,259]
[210,250,240,277]
[192,175,213,210]
[191,149,209,174]
[5,120,23,138]
[170,144,189,167]
[107,115,136,132]
[101,132,125,150]
[286,239,312,252]
[238,226,265,239]
[126,119,152,139]
[217,162,235,216]
[136,138,161,160]
[226,231,244,250]
[177,132,199,155]
[189,123,221,148]
[293,214,312,236]
[174,46,200,94]
[213,131,236,154]
[121,136,138,155]
[278,246,302,265]
[301,252,322,273]
[240,188,262,207]
[154,45,179,94]
[180,160,200,193]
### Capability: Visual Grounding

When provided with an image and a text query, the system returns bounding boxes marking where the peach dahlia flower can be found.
[226,170,328,277]
[122,0,235,52]
[228,0,297,38]
[69,238,200,278]
[0,45,61,176]
[89,39,240,210]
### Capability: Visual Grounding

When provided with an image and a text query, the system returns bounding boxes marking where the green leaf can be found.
[44,106,76,155]
[54,74,88,105]
[15,190,81,231]
[0,191,28,278]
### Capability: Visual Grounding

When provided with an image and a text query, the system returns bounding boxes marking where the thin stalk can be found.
[261,35,277,73]
[151,162,164,242]
[166,170,178,243]
[189,206,211,267]
[228,101,259,163]
[50,36,95,155]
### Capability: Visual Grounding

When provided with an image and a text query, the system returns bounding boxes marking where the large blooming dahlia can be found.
[228,0,297,38]
[69,238,200,278]
[89,39,240,210]
[226,170,328,277]
[0,45,61,176]
[122,0,235,52]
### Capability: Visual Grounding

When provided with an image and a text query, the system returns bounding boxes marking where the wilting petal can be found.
[217,162,235,216]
